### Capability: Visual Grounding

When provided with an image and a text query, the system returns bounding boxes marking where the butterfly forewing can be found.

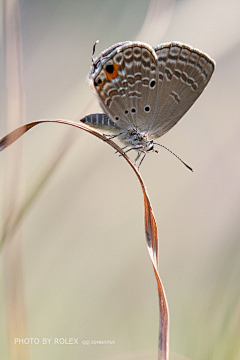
[90,42,159,132]
[148,43,215,138]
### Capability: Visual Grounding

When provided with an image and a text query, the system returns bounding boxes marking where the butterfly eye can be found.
[105,62,114,74]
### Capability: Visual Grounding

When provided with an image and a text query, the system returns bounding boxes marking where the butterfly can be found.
[81,41,215,167]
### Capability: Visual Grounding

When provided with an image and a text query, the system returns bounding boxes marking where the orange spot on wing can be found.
[95,62,120,91]
[105,62,120,81]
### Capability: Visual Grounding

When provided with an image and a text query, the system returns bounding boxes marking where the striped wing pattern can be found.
[86,41,215,143]
[90,42,159,132]
[149,43,215,138]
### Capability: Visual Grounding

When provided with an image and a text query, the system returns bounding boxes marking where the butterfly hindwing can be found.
[90,42,159,133]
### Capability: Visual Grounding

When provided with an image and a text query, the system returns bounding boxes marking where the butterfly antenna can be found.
[92,40,99,63]
[153,143,194,172]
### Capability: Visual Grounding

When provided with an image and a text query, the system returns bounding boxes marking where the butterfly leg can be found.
[119,145,146,168]
[114,145,128,154]
[120,145,143,156]
[134,151,142,164]
[134,150,147,168]
[137,152,147,169]
[103,132,124,141]
[119,146,135,157]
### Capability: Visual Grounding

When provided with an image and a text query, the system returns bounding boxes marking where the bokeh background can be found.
[0,0,240,359]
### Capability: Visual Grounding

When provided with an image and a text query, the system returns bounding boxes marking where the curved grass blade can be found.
[0,118,169,360]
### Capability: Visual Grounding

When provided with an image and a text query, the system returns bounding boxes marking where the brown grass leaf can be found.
[0,118,169,360]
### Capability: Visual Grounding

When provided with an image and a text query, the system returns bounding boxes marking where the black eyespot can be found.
[105,63,114,74]
[150,79,156,88]
[125,110,129,115]
[144,105,150,113]
[115,116,119,121]
[131,107,136,113]
[94,77,102,86]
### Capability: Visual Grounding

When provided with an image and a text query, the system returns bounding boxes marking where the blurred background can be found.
[0,0,240,359]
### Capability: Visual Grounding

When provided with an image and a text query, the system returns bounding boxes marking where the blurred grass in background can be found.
[0,0,240,359]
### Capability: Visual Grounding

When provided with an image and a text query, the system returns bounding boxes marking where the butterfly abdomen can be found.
[81,113,120,132]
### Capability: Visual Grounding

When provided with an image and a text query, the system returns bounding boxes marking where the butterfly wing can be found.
[148,43,215,138]
[89,42,159,133]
